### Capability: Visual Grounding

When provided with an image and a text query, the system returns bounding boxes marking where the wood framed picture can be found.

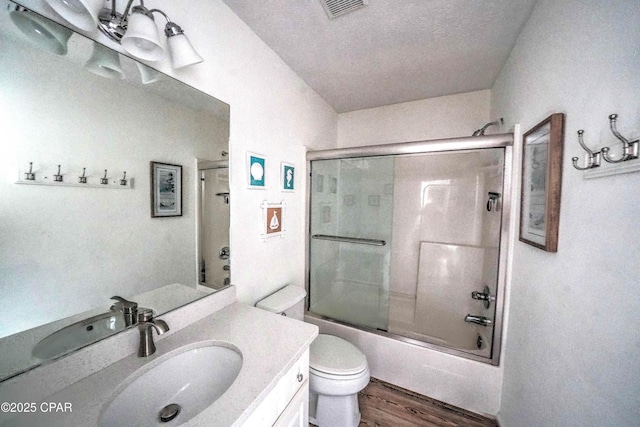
[261,200,286,240]
[519,113,564,252]
[151,161,182,217]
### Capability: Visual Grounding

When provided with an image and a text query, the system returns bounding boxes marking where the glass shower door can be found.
[308,156,394,331]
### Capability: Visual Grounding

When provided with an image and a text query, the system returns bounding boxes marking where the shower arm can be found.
[472,118,504,136]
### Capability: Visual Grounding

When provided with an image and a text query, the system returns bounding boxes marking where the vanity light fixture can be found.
[45,0,203,68]
[46,0,103,32]
[9,5,73,55]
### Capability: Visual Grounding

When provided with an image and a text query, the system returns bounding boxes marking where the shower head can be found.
[472,118,504,136]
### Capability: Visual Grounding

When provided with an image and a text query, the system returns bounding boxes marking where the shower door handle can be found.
[311,234,386,246]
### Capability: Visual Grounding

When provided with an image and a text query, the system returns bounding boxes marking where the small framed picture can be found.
[261,200,286,240]
[150,162,182,217]
[247,152,266,189]
[281,162,295,192]
[520,113,564,252]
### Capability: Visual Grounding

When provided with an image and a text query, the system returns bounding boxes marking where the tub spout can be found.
[465,314,492,327]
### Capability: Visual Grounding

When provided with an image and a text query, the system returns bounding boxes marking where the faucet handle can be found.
[470,286,495,309]
[110,296,138,314]
[137,308,156,323]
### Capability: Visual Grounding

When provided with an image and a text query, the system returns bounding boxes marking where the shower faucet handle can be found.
[471,291,491,301]
[471,286,495,309]
[219,246,230,260]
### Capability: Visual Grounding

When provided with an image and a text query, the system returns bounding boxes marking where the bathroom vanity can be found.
[0,287,318,426]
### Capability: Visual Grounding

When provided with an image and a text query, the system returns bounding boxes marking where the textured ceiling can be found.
[221,0,537,113]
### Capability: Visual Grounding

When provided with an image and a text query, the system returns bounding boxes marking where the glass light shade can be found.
[85,42,125,79]
[10,7,73,55]
[136,62,161,84]
[121,11,165,62]
[167,33,203,69]
[46,0,103,32]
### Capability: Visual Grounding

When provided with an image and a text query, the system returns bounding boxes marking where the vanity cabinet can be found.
[242,349,309,427]
[273,379,308,427]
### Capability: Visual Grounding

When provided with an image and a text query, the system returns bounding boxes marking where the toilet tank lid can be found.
[255,285,306,313]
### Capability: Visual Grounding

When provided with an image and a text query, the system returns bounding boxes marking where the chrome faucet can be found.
[110,296,138,326]
[464,314,492,327]
[137,309,169,357]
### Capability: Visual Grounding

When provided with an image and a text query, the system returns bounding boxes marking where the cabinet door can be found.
[241,349,309,427]
[273,379,309,427]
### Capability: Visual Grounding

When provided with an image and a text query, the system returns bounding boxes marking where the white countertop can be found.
[0,302,318,427]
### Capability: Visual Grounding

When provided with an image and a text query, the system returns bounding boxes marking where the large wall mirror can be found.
[0,0,230,381]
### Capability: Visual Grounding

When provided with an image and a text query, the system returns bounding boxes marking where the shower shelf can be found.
[311,234,386,246]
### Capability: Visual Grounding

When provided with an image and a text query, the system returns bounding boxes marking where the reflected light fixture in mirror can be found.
[45,0,203,68]
[85,41,125,79]
[9,5,72,55]
[136,61,161,84]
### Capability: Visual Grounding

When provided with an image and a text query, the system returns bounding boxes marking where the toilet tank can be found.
[255,285,306,320]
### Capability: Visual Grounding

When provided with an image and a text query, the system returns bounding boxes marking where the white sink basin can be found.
[100,343,243,427]
[32,311,126,360]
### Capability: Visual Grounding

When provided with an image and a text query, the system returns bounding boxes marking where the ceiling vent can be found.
[319,0,368,20]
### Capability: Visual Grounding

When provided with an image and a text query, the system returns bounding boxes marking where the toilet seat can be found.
[310,334,368,377]
[310,365,369,381]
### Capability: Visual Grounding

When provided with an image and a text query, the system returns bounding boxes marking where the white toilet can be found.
[256,285,370,427]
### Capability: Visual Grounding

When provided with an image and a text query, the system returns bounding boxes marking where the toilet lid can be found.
[310,334,367,376]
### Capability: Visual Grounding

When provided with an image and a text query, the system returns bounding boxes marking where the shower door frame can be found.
[305,134,513,365]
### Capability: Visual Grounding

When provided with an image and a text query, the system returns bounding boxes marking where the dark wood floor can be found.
[312,377,498,427]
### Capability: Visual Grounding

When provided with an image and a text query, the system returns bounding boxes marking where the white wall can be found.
[337,90,491,147]
[491,1,640,425]
[12,0,339,310]
[163,0,339,305]
[324,90,503,415]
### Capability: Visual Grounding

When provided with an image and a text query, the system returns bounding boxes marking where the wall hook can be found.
[101,169,109,185]
[53,164,64,182]
[24,162,35,180]
[601,114,639,163]
[120,172,127,186]
[79,168,87,184]
[571,130,601,170]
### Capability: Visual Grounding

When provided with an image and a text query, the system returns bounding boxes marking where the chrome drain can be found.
[159,403,181,423]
